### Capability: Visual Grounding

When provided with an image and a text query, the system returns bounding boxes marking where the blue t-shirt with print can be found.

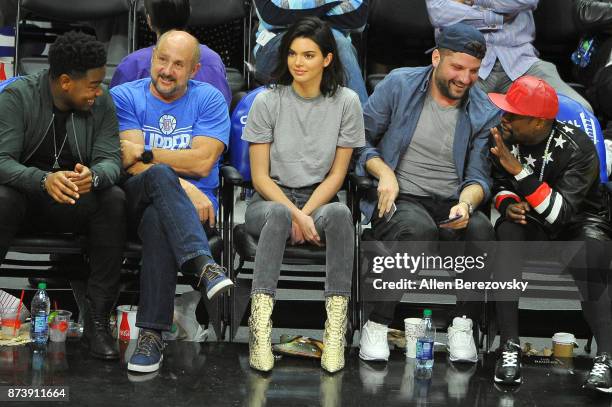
[110,78,230,211]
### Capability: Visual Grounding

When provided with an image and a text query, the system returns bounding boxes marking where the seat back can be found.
[367,0,434,67]
[229,86,266,182]
[14,0,132,77]
[556,93,608,183]
[533,0,581,80]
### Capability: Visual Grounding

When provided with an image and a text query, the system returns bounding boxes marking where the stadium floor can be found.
[0,340,610,407]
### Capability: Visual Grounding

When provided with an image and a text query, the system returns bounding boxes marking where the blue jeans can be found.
[122,164,214,331]
[254,30,368,105]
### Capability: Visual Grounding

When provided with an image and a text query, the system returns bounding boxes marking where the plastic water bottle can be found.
[30,282,50,345]
[416,309,435,370]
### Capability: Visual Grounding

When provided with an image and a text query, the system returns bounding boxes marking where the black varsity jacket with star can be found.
[492,120,610,238]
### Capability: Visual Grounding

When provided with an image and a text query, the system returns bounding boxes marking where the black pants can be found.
[0,185,127,304]
[368,195,495,326]
[495,219,612,353]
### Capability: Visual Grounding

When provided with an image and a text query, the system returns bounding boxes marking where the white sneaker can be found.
[447,316,478,363]
[359,320,390,361]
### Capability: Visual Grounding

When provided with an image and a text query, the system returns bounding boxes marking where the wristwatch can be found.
[514,164,534,181]
[459,201,474,215]
[91,169,100,189]
[140,145,153,164]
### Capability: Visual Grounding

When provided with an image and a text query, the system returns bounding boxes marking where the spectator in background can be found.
[574,0,612,125]
[110,0,231,107]
[426,0,593,111]
[252,0,369,105]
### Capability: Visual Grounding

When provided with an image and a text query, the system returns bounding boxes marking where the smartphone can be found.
[383,202,397,223]
[437,214,462,226]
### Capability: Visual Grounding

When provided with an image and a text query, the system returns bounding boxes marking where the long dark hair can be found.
[269,16,345,97]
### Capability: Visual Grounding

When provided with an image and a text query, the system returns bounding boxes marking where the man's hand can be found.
[68,163,92,194]
[120,139,144,169]
[453,0,474,5]
[377,170,399,219]
[441,203,470,230]
[45,171,80,204]
[293,211,322,247]
[503,13,518,23]
[490,127,523,176]
[505,201,531,224]
[182,181,215,226]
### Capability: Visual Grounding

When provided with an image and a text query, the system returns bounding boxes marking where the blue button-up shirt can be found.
[426,0,540,80]
[355,66,501,224]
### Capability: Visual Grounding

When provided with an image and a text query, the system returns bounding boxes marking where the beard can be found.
[434,72,470,102]
[152,74,179,97]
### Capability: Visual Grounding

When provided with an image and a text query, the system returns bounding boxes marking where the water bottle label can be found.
[33,315,48,333]
[417,340,433,360]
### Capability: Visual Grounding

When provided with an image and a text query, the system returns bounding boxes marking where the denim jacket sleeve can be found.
[355,73,395,176]
[459,110,501,203]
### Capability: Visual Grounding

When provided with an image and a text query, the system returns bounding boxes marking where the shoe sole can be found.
[494,376,522,385]
[448,354,478,363]
[127,355,163,373]
[584,383,612,393]
[358,351,389,362]
[207,279,234,300]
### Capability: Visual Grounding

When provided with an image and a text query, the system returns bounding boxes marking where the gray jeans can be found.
[244,186,354,298]
[478,59,593,112]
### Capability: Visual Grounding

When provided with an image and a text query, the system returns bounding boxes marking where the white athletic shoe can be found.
[359,320,390,362]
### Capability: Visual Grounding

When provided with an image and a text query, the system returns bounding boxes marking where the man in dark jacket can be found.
[0,32,126,360]
[490,76,612,392]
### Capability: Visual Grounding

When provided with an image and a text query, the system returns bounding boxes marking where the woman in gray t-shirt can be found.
[241,17,365,374]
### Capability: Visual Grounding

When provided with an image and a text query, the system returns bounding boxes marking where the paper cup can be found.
[404,318,424,358]
[552,332,576,358]
[49,310,72,342]
[0,309,21,338]
[117,305,139,341]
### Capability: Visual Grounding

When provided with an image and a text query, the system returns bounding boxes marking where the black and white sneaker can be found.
[494,339,522,385]
[584,353,612,393]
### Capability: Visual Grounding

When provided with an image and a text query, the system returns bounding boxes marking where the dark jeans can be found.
[368,194,494,326]
[0,184,126,304]
[495,219,612,352]
[122,164,215,332]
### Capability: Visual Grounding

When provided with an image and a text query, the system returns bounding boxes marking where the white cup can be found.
[116,305,139,341]
[404,317,424,358]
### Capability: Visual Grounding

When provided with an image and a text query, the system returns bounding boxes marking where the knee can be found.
[96,186,127,220]
[145,164,178,186]
[321,202,352,225]
[395,219,438,241]
[264,203,292,230]
[466,212,494,241]
[0,185,25,218]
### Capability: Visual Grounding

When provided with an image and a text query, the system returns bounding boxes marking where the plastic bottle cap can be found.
[423,309,432,317]
[38,282,47,290]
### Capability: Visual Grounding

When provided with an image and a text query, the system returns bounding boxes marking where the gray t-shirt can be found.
[396,92,460,198]
[242,85,365,188]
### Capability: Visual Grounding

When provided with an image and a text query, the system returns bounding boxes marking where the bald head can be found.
[156,30,200,68]
[150,29,202,102]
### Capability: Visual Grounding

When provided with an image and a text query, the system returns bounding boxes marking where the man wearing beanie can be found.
[490,76,612,392]
[356,23,500,364]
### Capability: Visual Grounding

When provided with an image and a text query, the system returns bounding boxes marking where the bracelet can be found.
[458,201,474,215]
[40,172,51,192]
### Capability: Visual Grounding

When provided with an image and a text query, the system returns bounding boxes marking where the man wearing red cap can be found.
[489,76,612,392]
